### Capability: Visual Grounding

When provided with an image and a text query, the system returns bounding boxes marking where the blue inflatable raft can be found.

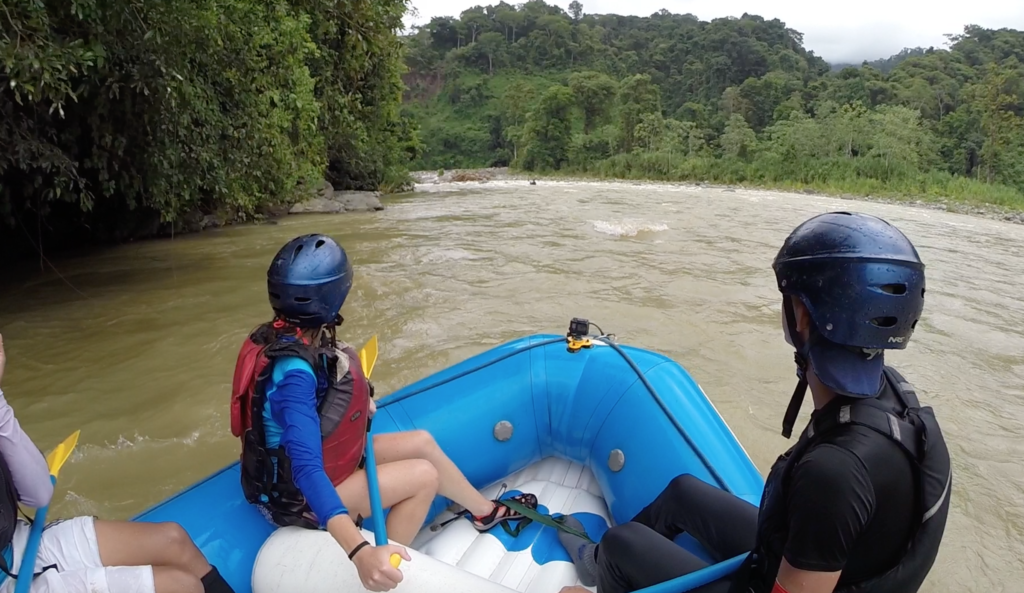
[132,324,765,593]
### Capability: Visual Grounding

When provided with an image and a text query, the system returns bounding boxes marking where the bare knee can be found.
[407,458,440,496]
[156,522,190,549]
[153,522,203,564]
[407,429,437,452]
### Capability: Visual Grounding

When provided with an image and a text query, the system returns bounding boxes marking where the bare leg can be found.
[83,520,236,593]
[152,566,204,593]
[336,458,440,545]
[381,486,438,544]
[94,520,210,579]
[372,430,495,517]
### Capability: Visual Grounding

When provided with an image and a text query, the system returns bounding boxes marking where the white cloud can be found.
[403,0,1024,63]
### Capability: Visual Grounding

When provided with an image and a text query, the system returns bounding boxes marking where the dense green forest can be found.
[1,0,419,259]
[4,0,1024,262]
[401,1,1024,206]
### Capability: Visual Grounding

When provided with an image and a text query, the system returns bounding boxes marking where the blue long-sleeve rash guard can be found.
[263,356,347,527]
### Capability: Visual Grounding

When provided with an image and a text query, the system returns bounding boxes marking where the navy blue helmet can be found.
[773,211,925,415]
[267,234,354,327]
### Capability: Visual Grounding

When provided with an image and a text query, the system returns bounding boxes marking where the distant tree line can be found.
[830,47,931,74]
[401,1,1024,204]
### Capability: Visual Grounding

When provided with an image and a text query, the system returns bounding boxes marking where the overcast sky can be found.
[403,0,1024,64]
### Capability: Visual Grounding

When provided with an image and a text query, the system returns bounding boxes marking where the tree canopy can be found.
[401,2,1024,205]
[1,0,419,259]
[4,0,1022,262]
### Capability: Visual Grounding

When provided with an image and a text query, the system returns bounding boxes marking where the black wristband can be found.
[348,541,371,560]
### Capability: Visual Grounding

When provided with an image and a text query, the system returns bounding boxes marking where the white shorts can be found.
[0,517,156,593]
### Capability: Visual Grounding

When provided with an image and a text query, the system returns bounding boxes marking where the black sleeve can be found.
[783,443,875,572]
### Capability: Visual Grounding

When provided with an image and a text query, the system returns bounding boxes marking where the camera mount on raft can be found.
[566,317,615,353]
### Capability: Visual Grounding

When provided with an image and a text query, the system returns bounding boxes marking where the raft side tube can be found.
[133,333,765,593]
[374,335,763,525]
[252,527,521,593]
[132,463,275,593]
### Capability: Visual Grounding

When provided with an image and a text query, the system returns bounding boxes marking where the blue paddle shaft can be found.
[628,553,748,593]
[14,474,57,593]
[364,434,388,546]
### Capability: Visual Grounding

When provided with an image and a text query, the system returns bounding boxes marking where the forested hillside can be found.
[401,1,1024,205]
[1,0,419,260]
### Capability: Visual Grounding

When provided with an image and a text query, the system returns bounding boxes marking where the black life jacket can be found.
[737,366,952,593]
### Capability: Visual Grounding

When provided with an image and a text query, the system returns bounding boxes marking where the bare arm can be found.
[326,513,369,556]
[775,558,842,593]
[0,334,54,507]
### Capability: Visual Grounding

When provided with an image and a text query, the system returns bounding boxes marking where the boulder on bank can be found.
[289,181,385,214]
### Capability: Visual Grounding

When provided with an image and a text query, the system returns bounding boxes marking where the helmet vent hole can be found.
[870,316,898,328]
[921,288,926,297]
[911,319,918,329]
[294,297,312,304]
[269,292,281,300]
[879,284,907,295]
[315,239,326,248]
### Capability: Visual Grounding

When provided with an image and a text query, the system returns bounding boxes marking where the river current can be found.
[0,179,1021,591]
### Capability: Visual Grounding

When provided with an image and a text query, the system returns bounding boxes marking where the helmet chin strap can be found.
[272,313,344,348]
[317,314,343,349]
[781,295,809,439]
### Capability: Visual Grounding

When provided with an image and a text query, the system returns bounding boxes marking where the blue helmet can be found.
[773,211,925,415]
[267,234,354,327]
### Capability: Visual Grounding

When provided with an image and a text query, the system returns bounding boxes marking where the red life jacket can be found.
[230,321,371,529]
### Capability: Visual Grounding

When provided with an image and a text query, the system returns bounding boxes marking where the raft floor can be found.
[410,457,608,593]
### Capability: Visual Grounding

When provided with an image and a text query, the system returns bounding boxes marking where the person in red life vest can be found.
[554,213,951,593]
[0,334,236,593]
[231,234,538,593]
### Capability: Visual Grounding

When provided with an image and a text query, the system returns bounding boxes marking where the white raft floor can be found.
[410,457,610,593]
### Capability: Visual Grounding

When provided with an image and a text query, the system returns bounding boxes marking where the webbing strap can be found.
[499,499,596,543]
[499,516,533,537]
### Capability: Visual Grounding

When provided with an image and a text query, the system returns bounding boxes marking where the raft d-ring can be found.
[494,421,514,442]
[608,449,625,472]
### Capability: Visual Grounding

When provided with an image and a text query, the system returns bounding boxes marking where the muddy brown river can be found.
[0,180,1021,592]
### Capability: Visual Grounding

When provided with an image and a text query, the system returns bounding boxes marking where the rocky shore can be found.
[169,181,386,234]
[287,180,385,214]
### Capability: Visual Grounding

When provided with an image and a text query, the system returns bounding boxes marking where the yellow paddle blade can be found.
[45,430,80,479]
[359,335,378,380]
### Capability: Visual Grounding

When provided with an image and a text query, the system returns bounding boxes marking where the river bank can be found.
[0,181,387,269]
[6,167,1018,272]
[412,167,1024,226]
[160,180,386,232]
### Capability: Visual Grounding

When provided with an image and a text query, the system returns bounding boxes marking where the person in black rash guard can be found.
[556,211,951,593]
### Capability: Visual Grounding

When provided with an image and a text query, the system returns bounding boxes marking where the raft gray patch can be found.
[494,421,514,441]
[608,449,625,472]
